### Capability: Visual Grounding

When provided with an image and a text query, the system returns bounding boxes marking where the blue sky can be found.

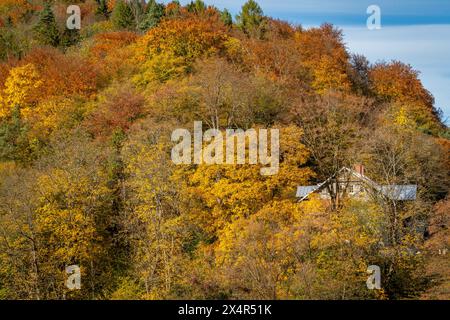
[163,0,450,122]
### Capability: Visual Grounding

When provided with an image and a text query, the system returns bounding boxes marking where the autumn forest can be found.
[0,0,449,300]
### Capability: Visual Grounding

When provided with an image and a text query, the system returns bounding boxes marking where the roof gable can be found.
[297,167,417,201]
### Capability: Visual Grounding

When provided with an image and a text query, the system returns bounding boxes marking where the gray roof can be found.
[296,167,418,202]
[380,185,417,200]
[296,185,320,198]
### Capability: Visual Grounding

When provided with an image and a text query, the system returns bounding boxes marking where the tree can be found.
[85,83,145,138]
[60,27,80,49]
[0,106,34,162]
[33,1,59,47]
[165,0,181,17]
[290,93,374,209]
[0,63,42,118]
[295,24,352,94]
[421,197,450,299]
[369,61,442,135]
[0,0,447,300]
[138,0,165,31]
[133,16,228,85]
[349,54,372,96]
[0,27,27,61]
[21,47,99,98]
[121,119,189,299]
[181,125,312,237]
[358,124,448,298]
[236,0,266,38]
[111,0,134,30]
[187,0,206,14]
[0,132,118,299]
[96,0,111,18]
[187,57,252,129]
[0,0,33,25]
[220,9,232,27]
[128,0,146,29]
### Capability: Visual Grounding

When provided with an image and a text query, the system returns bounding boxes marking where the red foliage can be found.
[20,47,99,98]
[85,86,145,138]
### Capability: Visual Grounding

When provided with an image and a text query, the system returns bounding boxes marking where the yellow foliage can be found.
[394,106,416,129]
[133,52,187,85]
[0,64,43,118]
[133,16,229,84]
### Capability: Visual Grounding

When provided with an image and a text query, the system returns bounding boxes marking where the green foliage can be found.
[220,9,233,26]
[187,0,206,13]
[138,0,165,32]
[60,28,80,49]
[0,107,32,163]
[111,0,135,30]
[33,1,60,47]
[236,0,266,37]
[0,27,27,60]
[96,0,111,18]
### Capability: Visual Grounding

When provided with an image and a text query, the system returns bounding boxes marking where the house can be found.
[297,165,417,203]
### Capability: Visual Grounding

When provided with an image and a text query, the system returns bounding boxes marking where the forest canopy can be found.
[0,0,448,300]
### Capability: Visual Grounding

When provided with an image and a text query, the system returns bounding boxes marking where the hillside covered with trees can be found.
[0,0,448,300]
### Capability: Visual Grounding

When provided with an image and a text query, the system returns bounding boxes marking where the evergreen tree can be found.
[187,0,206,14]
[33,1,60,47]
[60,27,80,50]
[128,0,146,29]
[236,0,266,38]
[220,8,233,27]
[0,28,24,61]
[111,0,135,30]
[138,0,165,31]
[96,0,111,19]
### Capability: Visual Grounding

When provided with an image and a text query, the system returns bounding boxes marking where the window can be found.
[348,185,354,194]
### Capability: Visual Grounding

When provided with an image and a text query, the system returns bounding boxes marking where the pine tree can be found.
[128,0,146,29]
[220,9,233,27]
[60,27,80,50]
[96,0,111,19]
[138,0,165,31]
[236,0,266,38]
[111,0,135,30]
[187,0,206,14]
[33,1,60,47]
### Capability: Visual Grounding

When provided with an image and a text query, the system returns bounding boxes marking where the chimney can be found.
[354,164,365,176]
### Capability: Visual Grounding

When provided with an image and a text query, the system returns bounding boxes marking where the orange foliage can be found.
[266,19,297,39]
[243,37,304,83]
[136,16,229,62]
[241,19,299,82]
[370,61,434,105]
[0,62,9,91]
[89,31,138,59]
[0,0,34,24]
[107,0,116,12]
[165,1,180,16]
[88,31,139,81]
[370,61,441,132]
[20,47,99,99]
[295,24,351,93]
[436,137,450,173]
